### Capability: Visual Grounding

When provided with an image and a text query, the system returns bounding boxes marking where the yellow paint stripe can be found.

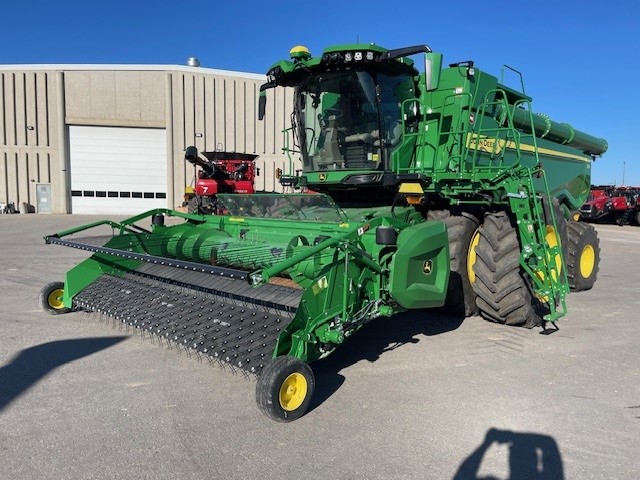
[507,141,590,162]
[399,182,424,194]
[466,133,591,162]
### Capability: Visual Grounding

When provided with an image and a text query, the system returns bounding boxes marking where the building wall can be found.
[64,70,165,128]
[0,65,297,213]
[0,70,64,212]
[168,71,295,208]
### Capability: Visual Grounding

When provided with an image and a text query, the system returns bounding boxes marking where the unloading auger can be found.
[41,194,449,421]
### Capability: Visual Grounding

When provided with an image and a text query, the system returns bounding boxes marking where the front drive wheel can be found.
[256,356,315,422]
[39,281,72,314]
[472,212,542,328]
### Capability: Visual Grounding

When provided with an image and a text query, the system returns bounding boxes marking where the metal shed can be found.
[0,64,294,214]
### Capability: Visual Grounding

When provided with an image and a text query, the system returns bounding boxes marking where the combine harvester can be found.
[41,43,607,421]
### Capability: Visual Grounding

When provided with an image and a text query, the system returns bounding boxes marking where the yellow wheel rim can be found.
[572,212,580,222]
[48,288,65,309]
[579,244,595,278]
[545,225,562,278]
[467,230,481,284]
[279,372,308,411]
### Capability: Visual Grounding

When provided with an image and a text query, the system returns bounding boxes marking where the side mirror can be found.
[258,93,267,120]
[424,52,443,91]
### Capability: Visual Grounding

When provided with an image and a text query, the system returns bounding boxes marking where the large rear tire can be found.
[256,356,315,422]
[427,210,480,316]
[566,222,600,291]
[472,212,542,328]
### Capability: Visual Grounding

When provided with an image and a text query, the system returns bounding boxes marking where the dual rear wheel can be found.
[445,204,600,328]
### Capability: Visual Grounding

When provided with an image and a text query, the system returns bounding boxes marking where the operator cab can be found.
[297,69,415,174]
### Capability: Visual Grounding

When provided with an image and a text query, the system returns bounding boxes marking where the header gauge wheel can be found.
[256,356,315,422]
[40,281,72,315]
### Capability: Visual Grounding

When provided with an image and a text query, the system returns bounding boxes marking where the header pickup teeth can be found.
[74,268,301,375]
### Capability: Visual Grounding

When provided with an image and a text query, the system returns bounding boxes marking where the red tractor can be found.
[183,146,258,214]
[580,185,640,225]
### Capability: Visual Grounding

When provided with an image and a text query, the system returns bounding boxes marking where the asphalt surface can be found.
[0,214,638,480]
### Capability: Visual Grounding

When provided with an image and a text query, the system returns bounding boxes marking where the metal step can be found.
[73,272,300,374]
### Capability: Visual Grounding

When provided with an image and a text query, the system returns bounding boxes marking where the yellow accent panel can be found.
[466,134,506,154]
[228,217,245,222]
[279,372,308,411]
[311,276,328,295]
[399,182,424,194]
[185,186,194,194]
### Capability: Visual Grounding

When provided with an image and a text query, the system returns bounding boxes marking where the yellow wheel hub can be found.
[48,288,65,309]
[279,372,308,411]
[467,230,481,284]
[579,244,595,278]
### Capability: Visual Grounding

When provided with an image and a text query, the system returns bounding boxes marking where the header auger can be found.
[42,42,606,421]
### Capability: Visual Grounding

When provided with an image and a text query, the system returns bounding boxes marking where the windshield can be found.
[296,70,413,173]
[216,193,347,222]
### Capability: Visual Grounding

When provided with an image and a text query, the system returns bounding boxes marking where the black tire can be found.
[427,210,480,316]
[256,356,315,422]
[566,222,600,291]
[187,196,200,214]
[472,212,542,328]
[39,281,72,315]
[634,209,640,226]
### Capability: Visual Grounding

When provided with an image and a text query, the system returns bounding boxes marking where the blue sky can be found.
[1,0,637,185]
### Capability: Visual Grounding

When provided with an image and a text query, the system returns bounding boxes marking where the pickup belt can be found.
[73,265,303,375]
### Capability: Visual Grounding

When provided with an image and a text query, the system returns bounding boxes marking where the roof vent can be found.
[187,57,200,67]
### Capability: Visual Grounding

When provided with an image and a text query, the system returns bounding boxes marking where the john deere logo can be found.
[423,259,433,275]
[318,173,326,182]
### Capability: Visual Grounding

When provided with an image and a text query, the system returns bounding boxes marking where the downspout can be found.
[165,72,175,209]
[56,71,70,213]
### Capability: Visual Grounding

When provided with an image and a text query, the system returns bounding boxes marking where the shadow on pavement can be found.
[0,336,128,413]
[308,310,464,413]
[454,428,564,480]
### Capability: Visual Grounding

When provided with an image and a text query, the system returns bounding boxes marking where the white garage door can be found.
[69,126,167,215]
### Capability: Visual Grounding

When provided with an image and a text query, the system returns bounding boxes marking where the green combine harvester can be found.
[41,43,607,421]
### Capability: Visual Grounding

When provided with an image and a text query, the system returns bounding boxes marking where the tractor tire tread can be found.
[472,211,542,328]
[427,210,480,316]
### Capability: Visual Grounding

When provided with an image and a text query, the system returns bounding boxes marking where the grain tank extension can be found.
[41,42,606,421]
